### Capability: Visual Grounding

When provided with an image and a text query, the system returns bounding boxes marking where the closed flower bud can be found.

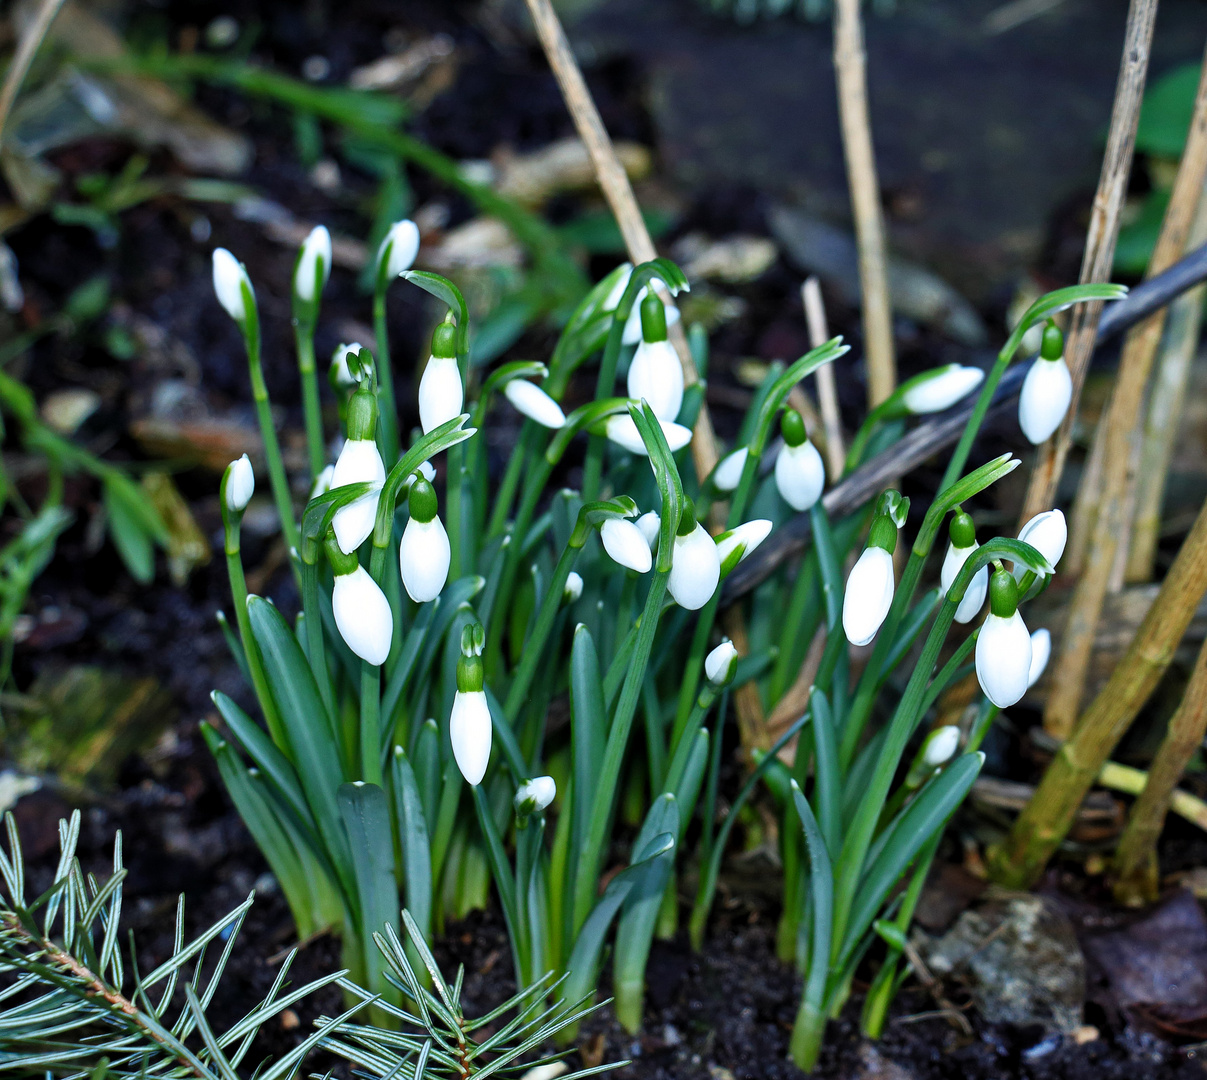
[900,364,984,415]
[377,219,421,280]
[1018,323,1070,445]
[503,379,566,429]
[399,478,450,603]
[515,775,556,815]
[418,318,463,434]
[716,519,772,575]
[705,638,739,685]
[224,453,254,513]
[621,284,681,345]
[1015,509,1066,579]
[332,564,393,666]
[330,343,361,388]
[712,447,748,493]
[627,340,684,422]
[605,414,692,455]
[843,546,896,647]
[922,725,960,768]
[940,513,987,625]
[564,571,584,603]
[601,518,652,574]
[1027,627,1051,688]
[775,441,825,511]
[975,570,1032,708]
[212,248,252,323]
[331,438,386,553]
[294,225,331,302]
[668,502,720,610]
[450,690,491,786]
[636,511,661,549]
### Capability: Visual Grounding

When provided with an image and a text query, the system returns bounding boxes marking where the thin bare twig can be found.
[802,277,845,480]
[0,0,70,140]
[1043,43,1207,740]
[833,0,896,410]
[1016,0,1159,528]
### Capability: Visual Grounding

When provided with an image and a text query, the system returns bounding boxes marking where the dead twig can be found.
[832,0,896,409]
[1016,0,1159,528]
[0,0,70,140]
[802,277,846,480]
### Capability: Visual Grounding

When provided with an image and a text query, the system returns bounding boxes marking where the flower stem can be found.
[245,327,300,554]
[294,318,325,479]
[372,289,401,466]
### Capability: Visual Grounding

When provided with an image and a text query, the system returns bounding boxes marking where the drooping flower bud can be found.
[712,447,748,493]
[668,499,720,610]
[626,293,683,422]
[331,385,385,552]
[212,248,252,324]
[716,519,772,577]
[399,477,450,602]
[327,538,392,666]
[1018,322,1071,445]
[376,219,421,281]
[605,414,692,455]
[503,379,566,429]
[330,343,361,389]
[601,517,652,574]
[621,281,682,345]
[1015,509,1067,580]
[774,408,825,512]
[515,775,556,816]
[418,314,463,434]
[293,225,332,303]
[842,509,898,646]
[975,569,1033,708]
[900,364,984,415]
[705,638,738,685]
[224,454,254,513]
[564,571,584,603]
[921,725,960,768]
[451,624,490,786]
[940,510,987,624]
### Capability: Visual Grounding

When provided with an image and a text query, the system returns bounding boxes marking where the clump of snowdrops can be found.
[208,219,1122,1068]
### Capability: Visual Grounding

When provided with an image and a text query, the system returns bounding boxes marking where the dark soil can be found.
[7,1,1207,1078]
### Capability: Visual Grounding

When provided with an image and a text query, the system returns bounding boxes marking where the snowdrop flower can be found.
[626,293,683,422]
[1018,322,1072,445]
[328,541,392,666]
[399,477,450,602]
[602,263,634,312]
[451,626,491,786]
[712,447,748,493]
[212,248,252,324]
[621,282,682,345]
[900,364,984,415]
[330,343,361,389]
[975,568,1033,708]
[774,409,825,512]
[604,414,692,455]
[1015,509,1066,580]
[418,315,463,434]
[922,725,960,768]
[293,225,331,303]
[503,379,566,429]
[636,511,661,549]
[309,463,335,501]
[376,219,421,281]
[705,638,738,686]
[940,510,988,624]
[601,517,652,574]
[331,386,385,553]
[1027,627,1051,689]
[716,519,772,575]
[224,454,254,513]
[668,500,720,610]
[515,776,556,815]
[563,571,583,603]
[842,510,898,646]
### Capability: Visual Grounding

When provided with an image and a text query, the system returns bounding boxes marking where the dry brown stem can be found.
[0,0,69,138]
[802,277,846,480]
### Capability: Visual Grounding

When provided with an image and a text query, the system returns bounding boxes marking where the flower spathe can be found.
[503,379,566,429]
[713,447,748,493]
[976,609,1033,708]
[294,225,331,302]
[212,248,251,323]
[940,541,988,624]
[332,565,392,666]
[450,689,491,786]
[1015,509,1067,579]
[1018,356,1073,445]
[378,219,421,280]
[900,364,984,414]
[705,638,738,685]
[669,522,721,610]
[418,355,463,434]
[331,438,386,553]
[627,338,683,422]
[601,518,652,574]
[605,414,692,455]
[775,439,826,511]
[842,547,896,647]
[225,454,254,513]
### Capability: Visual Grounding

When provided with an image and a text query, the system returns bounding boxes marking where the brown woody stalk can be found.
[833,0,896,409]
[1016,0,1159,528]
[1043,48,1207,740]
[988,495,1207,889]
[802,277,846,480]
[1111,634,1207,905]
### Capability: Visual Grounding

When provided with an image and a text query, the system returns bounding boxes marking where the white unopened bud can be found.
[976,609,1032,708]
[515,775,556,814]
[377,219,421,280]
[224,454,254,512]
[418,355,463,434]
[705,638,738,685]
[294,225,332,302]
[901,364,984,414]
[601,518,652,574]
[774,439,825,512]
[212,248,251,323]
[503,379,566,429]
[399,517,450,602]
[716,519,772,571]
[713,447,748,493]
[604,414,692,456]
[450,690,491,786]
[842,546,895,647]
[940,541,988,625]
[669,523,720,610]
[1027,627,1051,688]
[922,725,960,768]
[1018,356,1072,445]
[563,571,584,603]
[627,338,683,422]
[331,439,386,553]
[331,343,361,388]
[1015,509,1066,579]
[332,565,393,666]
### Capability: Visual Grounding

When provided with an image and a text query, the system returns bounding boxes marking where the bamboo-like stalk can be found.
[802,277,846,480]
[832,0,895,410]
[988,495,1207,889]
[1016,0,1159,528]
[1126,190,1207,582]
[1043,49,1207,740]
[1111,634,1207,906]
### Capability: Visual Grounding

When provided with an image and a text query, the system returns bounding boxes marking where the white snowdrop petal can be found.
[330,438,386,552]
[668,523,721,610]
[620,284,682,345]
[774,439,826,511]
[564,571,584,603]
[636,511,661,549]
[504,379,566,428]
[450,690,492,786]
[713,448,748,492]
[399,516,451,602]
[842,546,896,647]
[626,338,684,422]
[902,365,984,414]
[601,518,653,573]
[1015,509,1067,578]
[518,775,556,811]
[954,565,989,624]
[310,464,335,501]
[212,248,249,321]
[976,610,1033,708]
[418,356,464,433]
[380,219,421,279]
[716,519,772,567]
[294,225,332,302]
[332,491,380,554]
[1018,357,1073,445]
[602,264,634,312]
[705,639,738,684]
[923,726,960,767]
[225,454,254,512]
[332,566,393,666]
[1027,627,1052,688]
[604,415,692,455]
